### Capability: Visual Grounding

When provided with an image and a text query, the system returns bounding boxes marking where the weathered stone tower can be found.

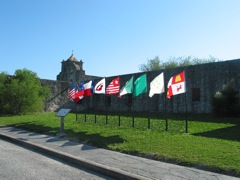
[57,54,86,82]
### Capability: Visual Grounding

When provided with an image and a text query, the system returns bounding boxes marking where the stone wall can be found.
[40,79,72,112]
[41,74,102,112]
[42,59,240,114]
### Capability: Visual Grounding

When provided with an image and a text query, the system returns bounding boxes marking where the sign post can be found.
[55,108,71,136]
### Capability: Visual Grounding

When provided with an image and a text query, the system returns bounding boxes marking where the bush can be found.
[0,69,50,115]
[212,79,240,117]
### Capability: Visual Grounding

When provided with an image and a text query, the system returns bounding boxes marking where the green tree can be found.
[0,72,9,114]
[139,56,220,72]
[138,56,161,71]
[0,69,50,114]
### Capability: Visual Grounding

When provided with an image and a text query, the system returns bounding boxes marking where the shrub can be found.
[0,69,50,115]
[212,79,240,117]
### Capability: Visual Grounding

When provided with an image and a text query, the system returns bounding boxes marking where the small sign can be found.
[55,108,71,117]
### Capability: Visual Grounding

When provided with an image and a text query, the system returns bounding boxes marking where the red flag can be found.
[106,77,120,95]
[167,71,186,98]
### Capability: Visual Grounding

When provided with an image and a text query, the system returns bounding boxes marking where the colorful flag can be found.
[118,76,133,98]
[106,77,120,95]
[84,80,94,96]
[94,78,106,94]
[75,81,84,102]
[167,71,186,98]
[149,72,165,97]
[133,74,147,97]
[68,82,75,101]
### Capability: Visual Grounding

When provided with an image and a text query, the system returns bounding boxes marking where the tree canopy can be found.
[0,69,50,115]
[139,56,220,72]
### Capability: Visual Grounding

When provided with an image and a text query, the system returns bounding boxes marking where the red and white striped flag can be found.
[106,77,120,95]
[68,82,75,101]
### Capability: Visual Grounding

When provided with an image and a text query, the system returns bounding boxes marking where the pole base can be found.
[56,133,66,137]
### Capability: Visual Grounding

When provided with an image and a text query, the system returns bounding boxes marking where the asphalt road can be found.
[0,139,113,180]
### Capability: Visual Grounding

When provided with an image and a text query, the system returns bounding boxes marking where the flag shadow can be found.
[192,125,240,141]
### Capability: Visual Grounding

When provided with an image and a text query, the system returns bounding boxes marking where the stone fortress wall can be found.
[42,55,240,114]
[41,76,98,112]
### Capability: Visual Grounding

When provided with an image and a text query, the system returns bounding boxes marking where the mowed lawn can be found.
[0,112,239,177]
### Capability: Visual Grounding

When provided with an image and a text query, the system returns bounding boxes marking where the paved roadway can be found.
[0,139,112,180]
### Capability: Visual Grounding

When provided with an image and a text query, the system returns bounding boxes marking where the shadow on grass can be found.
[8,122,59,135]
[6,122,125,149]
[192,124,240,142]
[185,113,240,125]
[65,129,124,148]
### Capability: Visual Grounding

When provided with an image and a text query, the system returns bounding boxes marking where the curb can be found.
[0,132,149,180]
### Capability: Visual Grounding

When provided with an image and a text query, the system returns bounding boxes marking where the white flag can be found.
[94,78,106,94]
[149,72,165,97]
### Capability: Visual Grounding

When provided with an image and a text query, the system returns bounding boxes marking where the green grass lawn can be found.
[0,112,239,177]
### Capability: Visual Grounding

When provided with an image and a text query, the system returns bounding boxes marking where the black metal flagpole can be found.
[105,96,108,125]
[118,98,121,127]
[184,70,188,133]
[75,83,77,121]
[94,109,97,124]
[165,95,168,131]
[132,96,134,128]
[147,97,150,129]
[94,94,97,124]
[163,72,169,132]
[185,93,188,133]
[84,97,87,122]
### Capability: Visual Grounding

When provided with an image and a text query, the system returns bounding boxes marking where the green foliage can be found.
[212,79,240,117]
[0,69,50,115]
[138,56,161,71]
[139,55,220,71]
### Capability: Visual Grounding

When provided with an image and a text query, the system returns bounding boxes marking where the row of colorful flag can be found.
[68,71,186,102]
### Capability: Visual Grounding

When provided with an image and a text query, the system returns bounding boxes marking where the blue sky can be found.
[1,0,240,80]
